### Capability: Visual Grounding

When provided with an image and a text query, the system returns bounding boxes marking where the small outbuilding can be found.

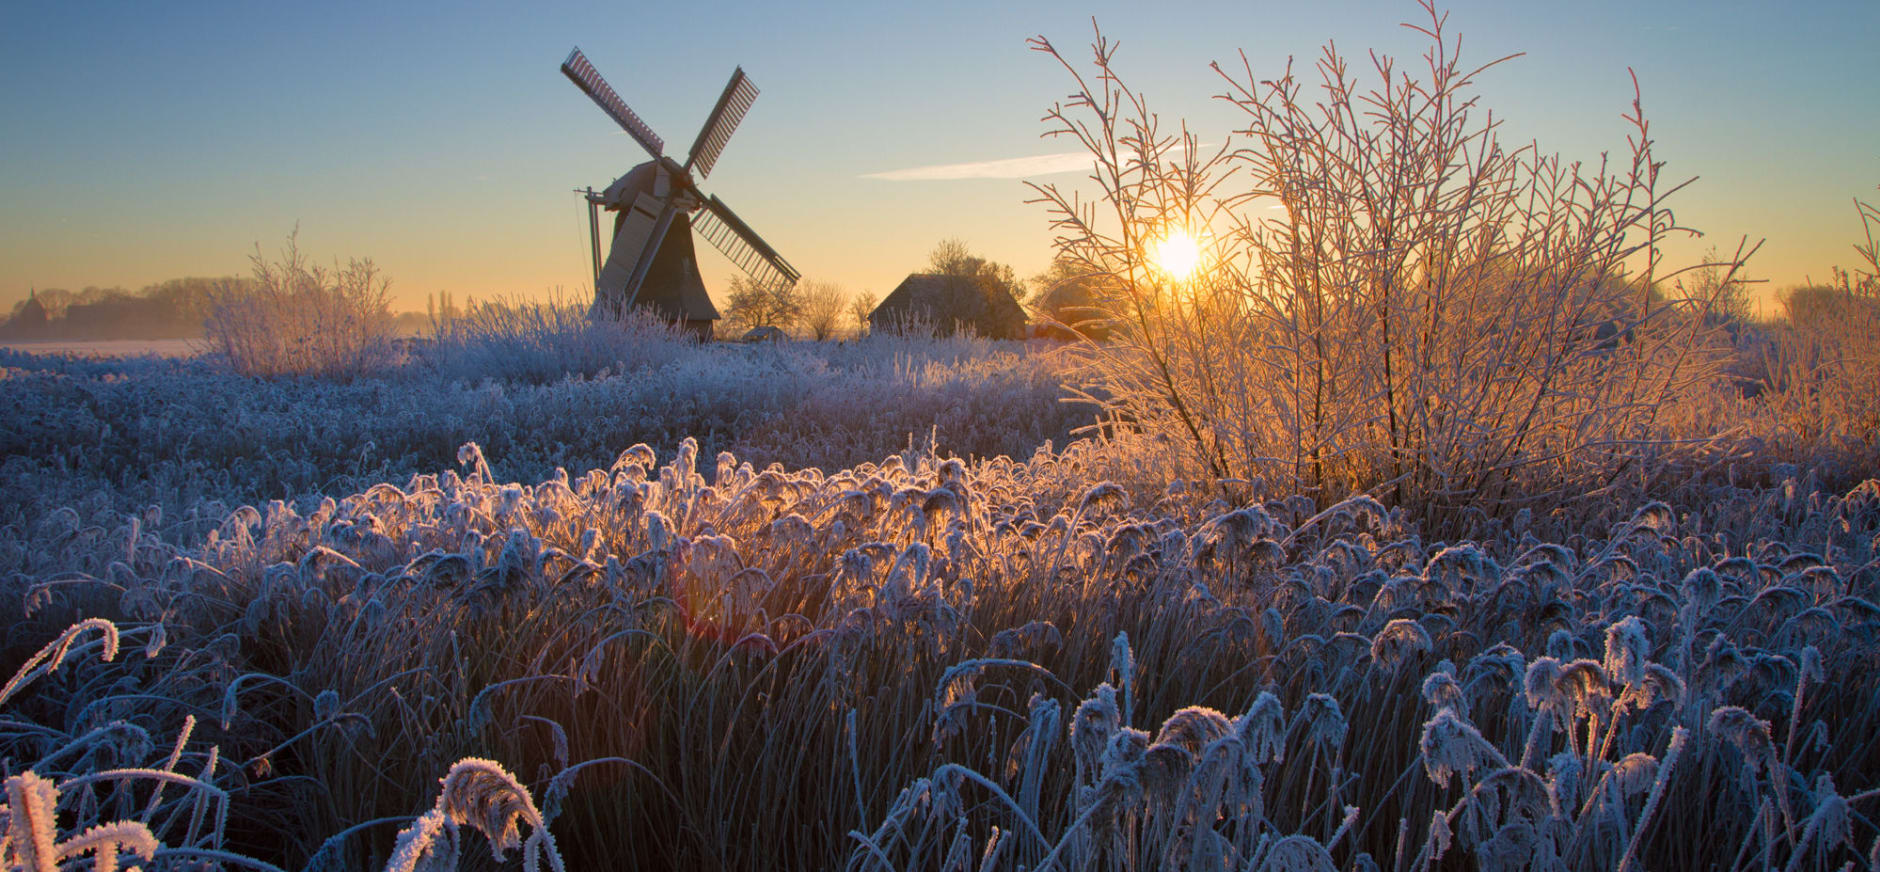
[868,273,1026,340]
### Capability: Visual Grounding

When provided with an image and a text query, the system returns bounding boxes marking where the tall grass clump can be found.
[425,295,691,384]
[203,230,396,379]
[1029,2,1751,529]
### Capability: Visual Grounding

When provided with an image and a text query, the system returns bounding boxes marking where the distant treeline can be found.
[2,277,434,341]
[1,278,246,340]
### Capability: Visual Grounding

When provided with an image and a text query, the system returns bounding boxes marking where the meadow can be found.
[2,316,1876,871]
[5,5,1880,870]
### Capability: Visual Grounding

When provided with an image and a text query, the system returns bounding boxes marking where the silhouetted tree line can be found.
[2,277,253,340]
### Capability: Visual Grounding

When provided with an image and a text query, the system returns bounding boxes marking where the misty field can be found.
[7,5,1880,870]
[0,340,200,359]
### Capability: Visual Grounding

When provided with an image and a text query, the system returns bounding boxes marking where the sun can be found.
[1151,228,1203,281]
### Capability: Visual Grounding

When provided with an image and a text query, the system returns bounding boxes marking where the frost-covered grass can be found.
[2,395,1877,869]
[4,276,1880,870]
[0,329,1086,537]
[8,4,1878,865]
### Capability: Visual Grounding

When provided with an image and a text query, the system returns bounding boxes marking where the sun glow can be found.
[1151,229,1203,281]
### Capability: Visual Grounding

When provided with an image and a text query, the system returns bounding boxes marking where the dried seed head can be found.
[1071,684,1121,784]
[1546,751,1584,811]
[645,511,671,552]
[1479,821,1538,872]
[1603,616,1651,686]
[1109,632,1134,692]
[1140,741,1193,808]
[1608,752,1659,796]
[384,808,458,872]
[1371,619,1432,672]
[1298,693,1348,749]
[1419,707,1504,789]
[1680,567,1723,611]
[1708,705,1776,773]
[1628,501,1676,535]
[1465,643,1527,697]
[1555,659,1613,716]
[1259,834,1339,872]
[1236,691,1287,764]
[1154,706,1234,756]
[1799,645,1824,685]
[314,689,340,722]
[1805,774,1852,856]
[1546,629,1578,661]
[932,663,984,745]
[1633,663,1686,709]
[1422,670,1468,718]
[1099,726,1151,781]
[1427,811,1453,863]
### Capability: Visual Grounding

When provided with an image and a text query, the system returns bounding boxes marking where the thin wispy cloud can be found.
[864,141,1217,181]
[861,151,1095,181]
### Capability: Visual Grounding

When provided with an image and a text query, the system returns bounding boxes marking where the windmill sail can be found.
[561,48,666,160]
[684,68,758,180]
[696,195,800,289]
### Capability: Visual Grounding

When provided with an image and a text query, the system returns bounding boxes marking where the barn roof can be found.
[868,273,1026,339]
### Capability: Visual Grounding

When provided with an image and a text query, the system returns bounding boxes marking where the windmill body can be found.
[563,48,799,340]
[592,161,717,332]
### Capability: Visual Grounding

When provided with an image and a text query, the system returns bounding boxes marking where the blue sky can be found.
[3,0,1875,314]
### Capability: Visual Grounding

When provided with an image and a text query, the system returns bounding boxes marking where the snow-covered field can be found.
[1,332,1876,871]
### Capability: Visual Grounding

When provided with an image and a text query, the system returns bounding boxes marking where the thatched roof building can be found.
[868,273,1026,339]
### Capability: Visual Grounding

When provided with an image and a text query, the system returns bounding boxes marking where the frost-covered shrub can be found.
[1029,5,1743,528]
[202,231,397,379]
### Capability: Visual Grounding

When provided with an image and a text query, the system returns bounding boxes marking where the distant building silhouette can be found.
[7,288,49,336]
[869,273,1026,339]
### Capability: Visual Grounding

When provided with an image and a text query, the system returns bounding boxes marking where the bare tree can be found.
[929,239,1024,300]
[721,275,803,334]
[849,290,878,335]
[798,280,846,341]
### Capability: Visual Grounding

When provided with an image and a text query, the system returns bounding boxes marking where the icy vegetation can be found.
[2,386,1877,868]
[0,330,1083,533]
[7,2,1880,867]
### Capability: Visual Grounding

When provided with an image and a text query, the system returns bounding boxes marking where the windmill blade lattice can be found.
[684,68,759,180]
[561,48,666,160]
[697,195,800,289]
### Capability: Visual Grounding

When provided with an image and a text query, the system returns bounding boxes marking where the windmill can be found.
[562,48,800,338]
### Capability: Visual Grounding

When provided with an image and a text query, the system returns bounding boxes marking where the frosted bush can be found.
[203,230,396,379]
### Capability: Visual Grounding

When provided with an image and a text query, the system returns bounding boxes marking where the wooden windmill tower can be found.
[562,48,800,338]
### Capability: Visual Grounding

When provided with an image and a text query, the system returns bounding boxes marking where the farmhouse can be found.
[868,273,1027,339]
